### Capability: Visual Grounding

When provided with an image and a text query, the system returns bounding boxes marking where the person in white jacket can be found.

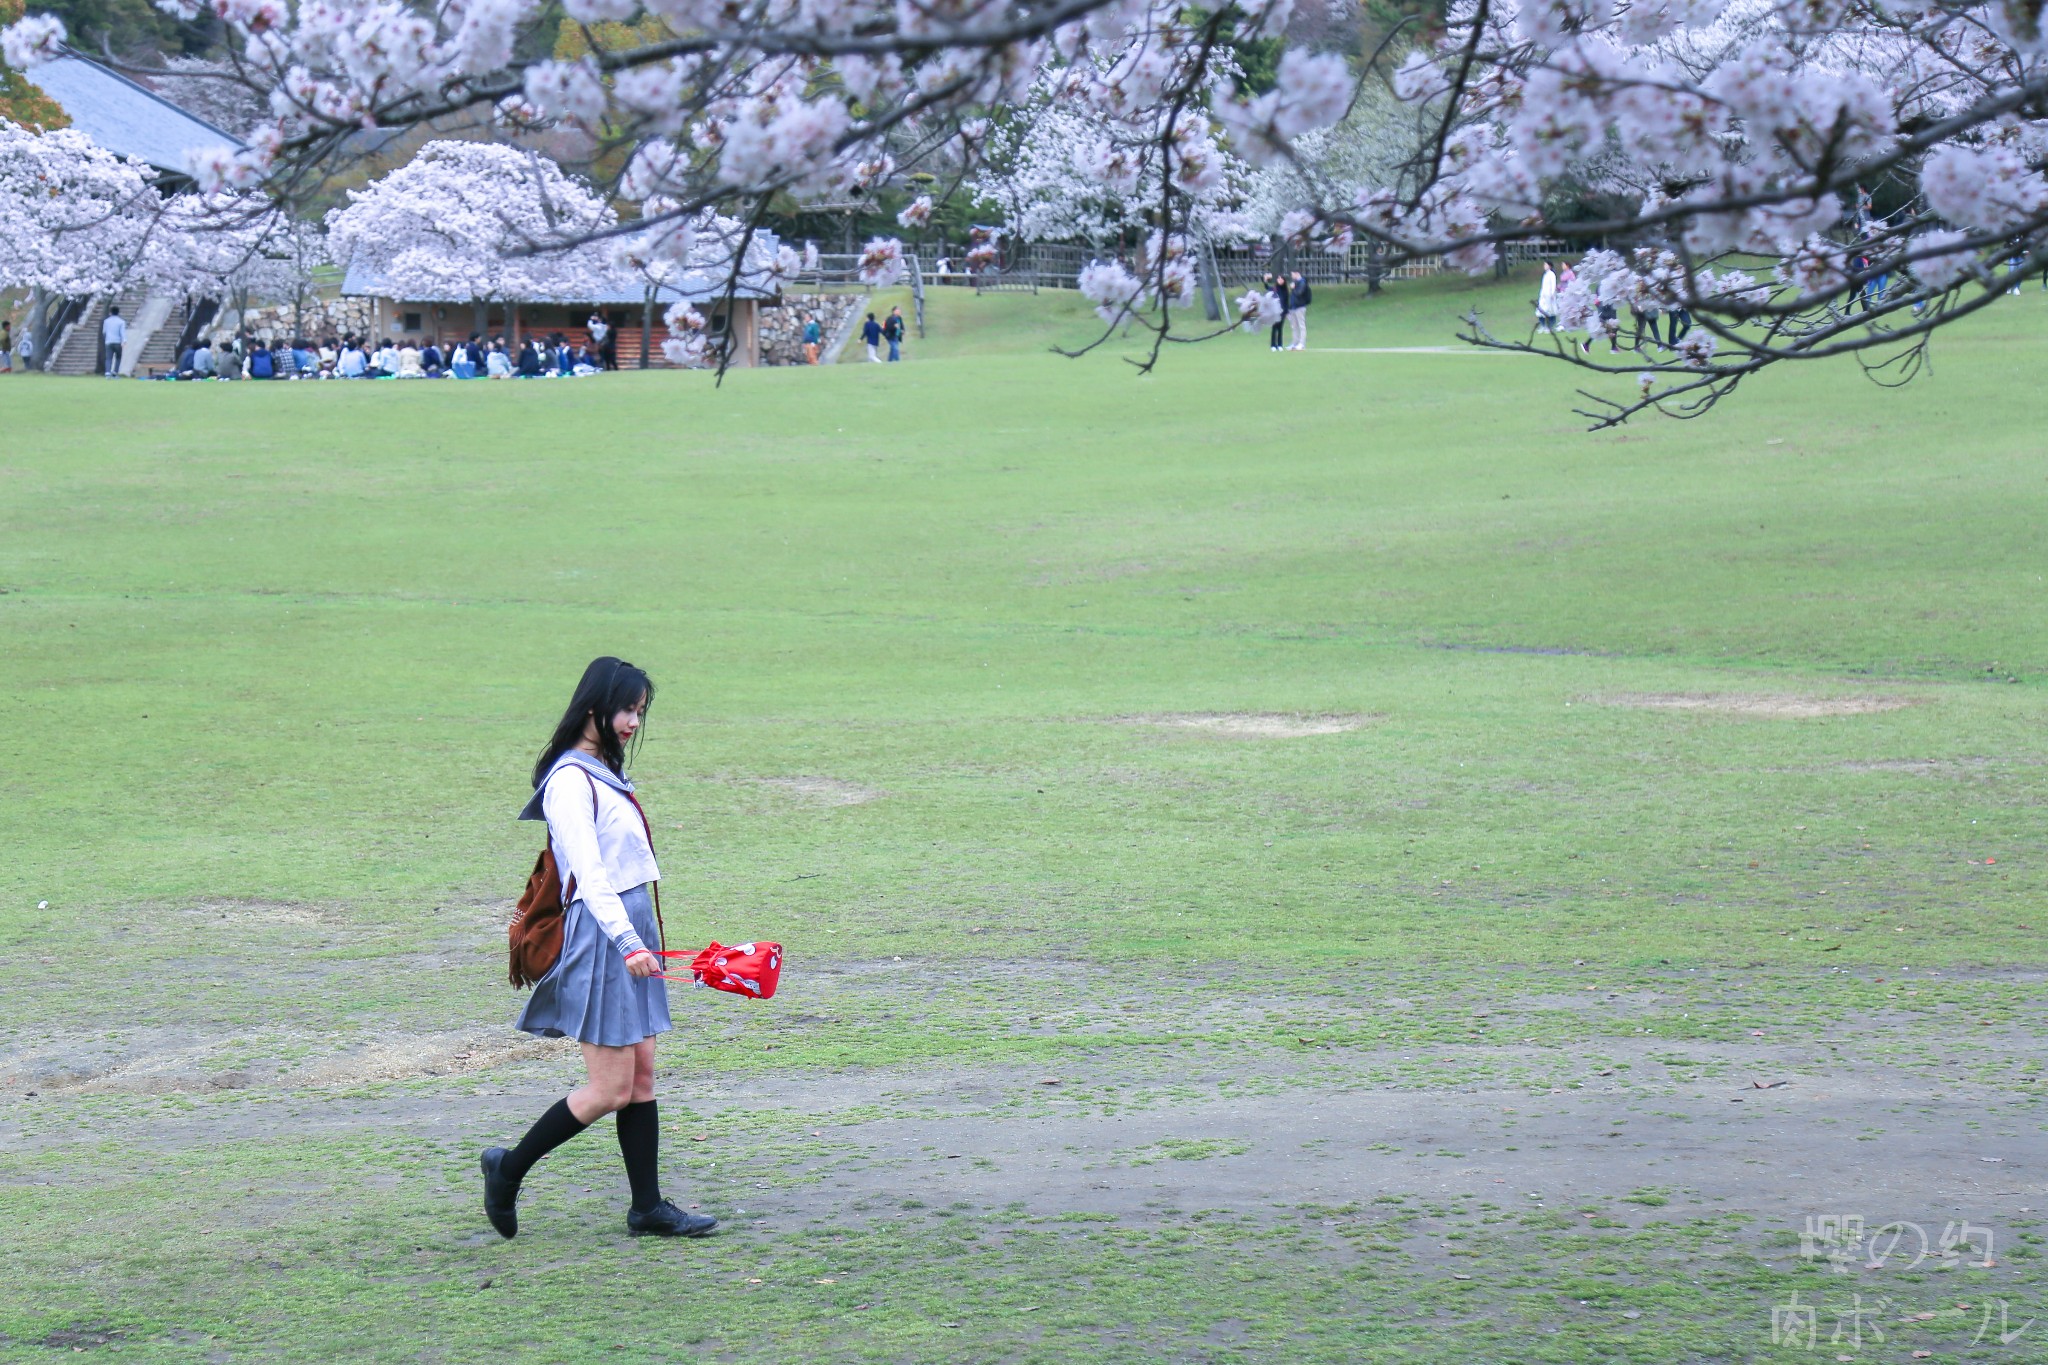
[481,657,717,1241]
[1536,261,1560,334]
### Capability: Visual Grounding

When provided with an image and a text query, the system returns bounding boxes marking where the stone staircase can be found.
[46,289,189,376]
[47,290,134,375]
[131,300,190,376]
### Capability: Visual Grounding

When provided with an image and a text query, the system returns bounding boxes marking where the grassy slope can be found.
[3,272,2046,1363]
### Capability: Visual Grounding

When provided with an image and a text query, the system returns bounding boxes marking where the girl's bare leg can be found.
[569,1041,641,1122]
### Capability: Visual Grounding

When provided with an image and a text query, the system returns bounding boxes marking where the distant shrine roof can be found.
[28,54,243,178]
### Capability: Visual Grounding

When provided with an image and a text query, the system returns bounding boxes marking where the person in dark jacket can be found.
[1287,271,1312,350]
[882,306,906,361]
[860,312,883,362]
[248,341,276,379]
[517,339,543,377]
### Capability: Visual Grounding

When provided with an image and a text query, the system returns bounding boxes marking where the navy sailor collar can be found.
[517,749,636,821]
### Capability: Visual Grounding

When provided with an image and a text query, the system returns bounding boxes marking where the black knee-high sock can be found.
[615,1100,663,1213]
[500,1098,589,1184]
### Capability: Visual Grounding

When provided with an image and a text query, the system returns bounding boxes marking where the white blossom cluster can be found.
[0,118,314,305]
[328,142,795,314]
[325,140,618,302]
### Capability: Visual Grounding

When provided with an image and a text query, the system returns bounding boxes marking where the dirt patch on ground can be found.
[1594,692,1917,719]
[176,899,345,928]
[289,1030,564,1088]
[748,776,884,806]
[13,1028,566,1097]
[1119,712,1376,738]
[760,1063,2042,1230]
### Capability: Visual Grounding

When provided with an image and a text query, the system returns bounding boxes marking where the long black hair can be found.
[533,656,655,785]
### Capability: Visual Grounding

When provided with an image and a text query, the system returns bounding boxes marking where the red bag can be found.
[688,941,782,1000]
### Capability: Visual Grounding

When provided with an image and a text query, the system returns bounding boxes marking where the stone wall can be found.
[235,297,376,343]
[760,293,866,365]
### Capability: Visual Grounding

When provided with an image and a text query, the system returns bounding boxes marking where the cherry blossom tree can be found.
[970,65,1260,247]
[1232,76,1417,240]
[155,193,326,327]
[1338,0,2048,423]
[325,139,619,324]
[4,116,330,357]
[0,117,162,291]
[0,117,162,359]
[7,0,2048,417]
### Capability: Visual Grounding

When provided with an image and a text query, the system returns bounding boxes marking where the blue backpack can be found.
[250,350,274,378]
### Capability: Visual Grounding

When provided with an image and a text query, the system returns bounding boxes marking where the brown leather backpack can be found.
[507,766,663,988]
[508,844,574,988]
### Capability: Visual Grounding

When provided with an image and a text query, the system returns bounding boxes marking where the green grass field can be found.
[3,272,2044,1363]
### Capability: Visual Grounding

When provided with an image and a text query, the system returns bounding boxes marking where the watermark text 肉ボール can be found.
[1771,1215,2030,1350]
[1771,1293,2035,1349]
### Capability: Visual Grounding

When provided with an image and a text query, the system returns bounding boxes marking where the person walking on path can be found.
[1287,271,1312,350]
[1535,262,1559,334]
[861,312,883,362]
[883,306,905,361]
[101,305,126,377]
[483,657,716,1241]
[802,313,821,364]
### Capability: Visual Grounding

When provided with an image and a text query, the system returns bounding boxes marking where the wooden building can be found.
[338,257,783,369]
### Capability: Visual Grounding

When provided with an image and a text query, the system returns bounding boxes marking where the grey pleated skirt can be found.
[515,882,673,1047]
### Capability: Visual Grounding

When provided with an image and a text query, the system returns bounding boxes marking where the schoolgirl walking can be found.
[481,656,716,1238]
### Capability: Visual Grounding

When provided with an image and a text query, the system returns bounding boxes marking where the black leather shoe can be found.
[481,1147,519,1239]
[627,1200,717,1237]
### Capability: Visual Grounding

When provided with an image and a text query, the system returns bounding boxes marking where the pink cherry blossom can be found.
[857,235,905,285]
[1907,229,1980,289]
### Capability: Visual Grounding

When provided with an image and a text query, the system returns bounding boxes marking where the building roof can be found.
[338,251,783,307]
[27,54,243,176]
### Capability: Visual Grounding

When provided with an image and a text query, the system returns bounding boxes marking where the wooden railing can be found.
[896,238,1575,292]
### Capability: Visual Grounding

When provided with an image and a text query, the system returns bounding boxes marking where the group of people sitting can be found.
[172,332,612,381]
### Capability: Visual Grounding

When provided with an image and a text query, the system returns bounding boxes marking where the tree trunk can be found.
[24,287,48,370]
[1198,240,1223,323]
[640,289,652,369]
